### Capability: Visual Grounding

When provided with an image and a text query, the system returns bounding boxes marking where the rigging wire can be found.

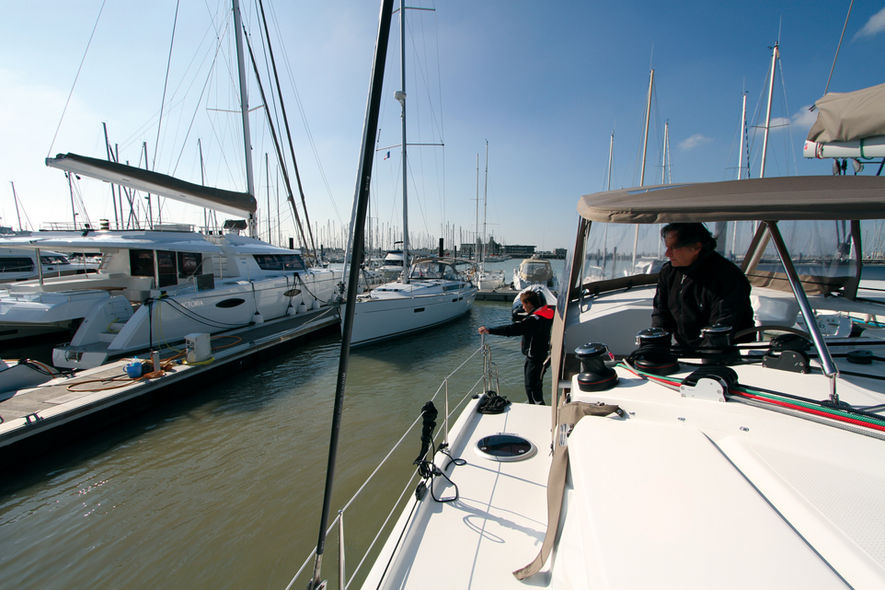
[153,0,182,172]
[265,0,345,226]
[822,0,854,98]
[47,0,107,158]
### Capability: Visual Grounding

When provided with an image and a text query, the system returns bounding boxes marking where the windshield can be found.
[581,220,863,294]
[410,261,458,280]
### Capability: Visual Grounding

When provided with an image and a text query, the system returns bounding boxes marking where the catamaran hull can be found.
[53,270,342,369]
[0,289,112,343]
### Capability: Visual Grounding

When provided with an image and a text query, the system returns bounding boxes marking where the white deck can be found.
[363,361,885,589]
[363,401,553,589]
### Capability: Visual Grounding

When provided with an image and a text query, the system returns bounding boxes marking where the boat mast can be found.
[730,91,748,257]
[9,181,23,232]
[396,0,409,283]
[640,68,654,187]
[482,139,489,265]
[604,131,613,276]
[308,2,394,587]
[633,67,654,270]
[474,152,480,263]
[660,120,669,184]
[759,42,778,179]
[232,0,257,237]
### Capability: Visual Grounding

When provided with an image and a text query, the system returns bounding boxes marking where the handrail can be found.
[285,343,491,590]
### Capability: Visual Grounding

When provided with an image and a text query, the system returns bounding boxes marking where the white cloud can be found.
[855,7,885,39]
[792,106,818,129]
[678,133,712,150]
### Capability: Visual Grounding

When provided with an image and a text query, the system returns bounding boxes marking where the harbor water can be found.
[0,259,563,589]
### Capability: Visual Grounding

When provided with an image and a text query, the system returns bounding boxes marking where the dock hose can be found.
[413,401,463,503]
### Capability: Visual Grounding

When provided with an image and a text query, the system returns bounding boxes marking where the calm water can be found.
[0,259,562,589]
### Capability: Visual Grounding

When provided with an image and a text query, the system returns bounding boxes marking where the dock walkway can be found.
[0,306,339,453]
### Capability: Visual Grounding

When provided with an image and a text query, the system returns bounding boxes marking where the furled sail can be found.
[804,83,885,159]
[46,153,257,217]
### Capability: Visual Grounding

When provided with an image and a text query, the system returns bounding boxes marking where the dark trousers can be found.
[524,356,545,404]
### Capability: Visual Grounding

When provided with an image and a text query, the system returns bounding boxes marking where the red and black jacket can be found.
[488,305,554,359]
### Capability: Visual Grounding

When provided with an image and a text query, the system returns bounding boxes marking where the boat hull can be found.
[349,284,477,346]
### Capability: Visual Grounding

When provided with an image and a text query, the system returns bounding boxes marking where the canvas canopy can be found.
[577,176,885,224]
[806,83,885,143]
[46,153,257,217]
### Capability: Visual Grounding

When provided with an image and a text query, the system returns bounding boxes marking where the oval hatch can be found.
[475,433,537,462]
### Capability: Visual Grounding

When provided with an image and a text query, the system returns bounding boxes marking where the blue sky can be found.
[2,1,884,251]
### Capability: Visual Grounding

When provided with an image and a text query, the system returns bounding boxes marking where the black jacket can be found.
[488,305,554,360]
[652,250,754,348]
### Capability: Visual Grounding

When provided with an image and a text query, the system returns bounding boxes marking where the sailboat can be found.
[0,0,342,368]
[473,141,506,291]
[346,2,476,346]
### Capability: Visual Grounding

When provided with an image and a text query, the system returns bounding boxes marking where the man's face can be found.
[522,299,535,313]
[663,232,702,268]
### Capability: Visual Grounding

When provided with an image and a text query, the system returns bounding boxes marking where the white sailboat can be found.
[0,0,342,367]
[347,1,476,346]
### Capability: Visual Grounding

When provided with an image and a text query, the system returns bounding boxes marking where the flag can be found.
[384,151,390,160]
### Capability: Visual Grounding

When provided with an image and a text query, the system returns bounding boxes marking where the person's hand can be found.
[478,326,489,335]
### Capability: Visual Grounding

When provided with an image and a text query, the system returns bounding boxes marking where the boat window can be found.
[253,253,307,272]
[0,257,34,272]
[177,252,202,278]
[156,251,177,287]
[129,249,155,278]
[40,255,70,265]
[129,249,178,287]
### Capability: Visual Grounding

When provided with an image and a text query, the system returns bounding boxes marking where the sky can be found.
[2,1,884,252]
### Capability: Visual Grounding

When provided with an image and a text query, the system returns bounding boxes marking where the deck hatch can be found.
[475,433,537,462]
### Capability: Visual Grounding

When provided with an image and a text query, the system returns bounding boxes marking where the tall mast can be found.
[232,0,257,237]
[396,0,409,283]
[661,120,669,184]
[759,42,778,179]
[640,68,654,187]
[606,131,614,191]
[634,68,654,270]
[9,181,23,232]
[474,152,480,261]
[737,92,748,180]
[482,139,489,265]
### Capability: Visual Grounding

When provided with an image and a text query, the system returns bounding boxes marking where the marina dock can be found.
[0,306,339,459]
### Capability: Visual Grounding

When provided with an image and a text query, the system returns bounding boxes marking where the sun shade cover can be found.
[577,176,885,224]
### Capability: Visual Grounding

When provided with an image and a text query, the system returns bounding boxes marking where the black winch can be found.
[575,342,619,392]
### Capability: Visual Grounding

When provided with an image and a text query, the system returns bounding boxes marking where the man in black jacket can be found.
[652,223,754,349]
[478,290,554,404]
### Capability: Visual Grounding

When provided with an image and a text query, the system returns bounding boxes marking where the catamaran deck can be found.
[0,306,339,456]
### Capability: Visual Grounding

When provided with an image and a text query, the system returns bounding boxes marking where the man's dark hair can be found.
[519,289,543,308]
[661,223,716,251]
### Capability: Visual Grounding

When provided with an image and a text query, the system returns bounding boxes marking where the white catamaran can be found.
[0,0,342,367]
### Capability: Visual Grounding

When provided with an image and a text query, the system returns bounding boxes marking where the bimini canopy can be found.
[806,83,885,143]
[577,176,885,224]
[46,153,257,217]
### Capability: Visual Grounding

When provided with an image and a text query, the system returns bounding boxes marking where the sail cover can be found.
[806,83,885,143]
[46,153,257,217]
